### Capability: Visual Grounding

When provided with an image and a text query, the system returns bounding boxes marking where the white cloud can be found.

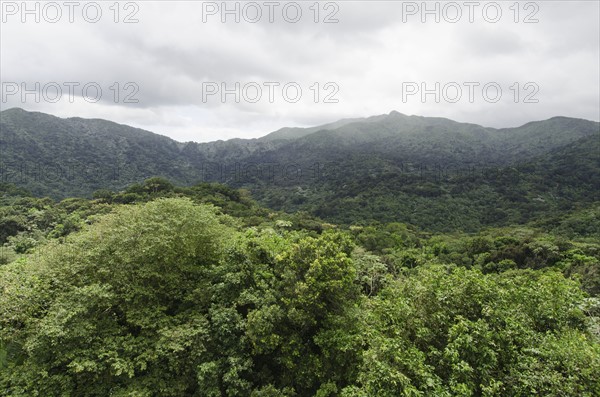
[1,0,598,142]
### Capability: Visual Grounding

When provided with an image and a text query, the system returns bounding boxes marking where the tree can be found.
[0,198,229,396]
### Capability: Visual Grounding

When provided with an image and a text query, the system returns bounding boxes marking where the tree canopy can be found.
[1,190,598,396]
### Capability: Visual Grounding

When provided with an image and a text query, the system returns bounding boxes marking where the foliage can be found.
[0,194,598,395]
[2,108,599,233]
[1,105,599,395]
[345,265,598,396]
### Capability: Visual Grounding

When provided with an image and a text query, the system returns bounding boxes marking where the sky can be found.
[1,0,599,142]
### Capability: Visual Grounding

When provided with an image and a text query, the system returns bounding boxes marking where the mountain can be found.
[298,132,600,230]
[249,111,597,167]
[1,108,598,231]
[258,116,362,141]
[0,108,197,197]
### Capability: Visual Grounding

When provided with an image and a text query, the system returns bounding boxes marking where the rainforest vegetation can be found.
[1,179,598,396]
[1,109,599,395]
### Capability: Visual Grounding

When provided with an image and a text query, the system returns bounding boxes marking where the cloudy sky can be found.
[1,0,599,142]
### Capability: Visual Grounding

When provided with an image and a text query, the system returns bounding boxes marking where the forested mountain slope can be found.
[0,179,599,395]
[1,108,598,231]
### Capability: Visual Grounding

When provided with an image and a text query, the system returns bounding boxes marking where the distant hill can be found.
[258,117,362,141]
[1,108,598,231]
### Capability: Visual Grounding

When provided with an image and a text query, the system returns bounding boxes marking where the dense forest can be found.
[1,177,599,396]
[2,109,598,232]
[3,0,598,391]
[1,109,599,395]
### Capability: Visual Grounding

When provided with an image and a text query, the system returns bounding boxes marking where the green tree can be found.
[0,198,229,396]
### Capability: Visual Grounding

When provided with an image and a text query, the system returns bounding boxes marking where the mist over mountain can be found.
[1,107,598,231]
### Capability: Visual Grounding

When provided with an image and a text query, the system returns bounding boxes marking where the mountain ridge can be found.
[1,108,598,231]
[4,107,597,145]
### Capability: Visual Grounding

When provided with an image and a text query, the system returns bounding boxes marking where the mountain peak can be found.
[1,107,28,113]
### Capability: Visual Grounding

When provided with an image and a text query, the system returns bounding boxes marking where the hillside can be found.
[1,110,599,395]
[1,177,599,395]
[1,108,598,231]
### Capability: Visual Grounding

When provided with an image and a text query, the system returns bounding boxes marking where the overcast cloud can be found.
[1,0,599,142]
